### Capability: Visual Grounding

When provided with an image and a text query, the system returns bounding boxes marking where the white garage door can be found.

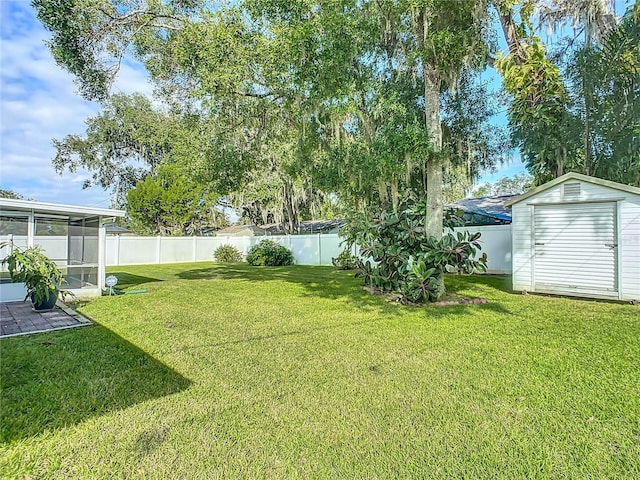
[533,202,618,296]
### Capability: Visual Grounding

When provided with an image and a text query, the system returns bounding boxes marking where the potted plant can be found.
[1,242,64,311]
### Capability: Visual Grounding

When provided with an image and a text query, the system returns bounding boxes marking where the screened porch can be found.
[0,199,125,301]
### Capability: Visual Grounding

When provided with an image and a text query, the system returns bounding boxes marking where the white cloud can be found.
[0,1,153,208]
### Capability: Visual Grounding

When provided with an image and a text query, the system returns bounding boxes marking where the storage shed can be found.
[506,173,640,301]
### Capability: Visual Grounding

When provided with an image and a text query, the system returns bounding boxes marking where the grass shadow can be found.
[0,324,191,444]
[177,264,397,312]
[106,272,164,290]
[176,265,515,317]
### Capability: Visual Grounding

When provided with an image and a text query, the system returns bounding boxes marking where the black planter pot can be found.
[31,290,58,312]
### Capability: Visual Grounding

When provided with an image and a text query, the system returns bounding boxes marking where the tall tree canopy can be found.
[35,0,638,222]
[52,93,175,207]
[493,0,639,186]
[35,0,508,237]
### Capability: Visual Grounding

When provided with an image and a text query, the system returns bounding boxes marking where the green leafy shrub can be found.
[332,249,358,270]
[246,240,294,266]
[213,244,243,263]
[341,199,488,303]
[1,242,64,305]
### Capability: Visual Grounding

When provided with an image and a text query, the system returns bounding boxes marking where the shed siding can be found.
[533,203,617,295]
[620,198,640,299]
[511,175,640,301]
[511,202,532,291]
[527,181,621,203]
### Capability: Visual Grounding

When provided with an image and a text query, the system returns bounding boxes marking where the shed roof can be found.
[506,172,640,207]
[0,198,125,218]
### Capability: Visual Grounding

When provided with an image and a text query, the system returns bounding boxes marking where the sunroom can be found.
[0,198,125,302]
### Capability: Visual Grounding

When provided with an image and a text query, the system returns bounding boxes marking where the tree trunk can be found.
[583,66,592,176]
[415,8,444,240]
[282,180,296,234]
[423,65,443,240]
[496,5,528,65]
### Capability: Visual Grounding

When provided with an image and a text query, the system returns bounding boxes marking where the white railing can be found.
[105,225,512,274]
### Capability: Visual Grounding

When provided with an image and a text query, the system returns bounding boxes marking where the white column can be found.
[27,210,34,247]
[115,234,121,266]
[98,217,107,290]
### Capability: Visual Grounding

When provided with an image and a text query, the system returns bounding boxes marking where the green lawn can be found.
[1,263,639,479]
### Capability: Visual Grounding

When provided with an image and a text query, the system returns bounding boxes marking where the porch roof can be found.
[0,198,125,219]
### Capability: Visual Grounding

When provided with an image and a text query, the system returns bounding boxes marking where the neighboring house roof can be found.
[262,219,347,235]
[446,195,518,225]
[198,227,221,236]
[217,225,267,236]
[506,172,640,206]
[105,225,133,235]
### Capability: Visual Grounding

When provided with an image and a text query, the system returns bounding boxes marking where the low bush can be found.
[246,240,294,266]
[332,249,358,270]
[213,245,243,263]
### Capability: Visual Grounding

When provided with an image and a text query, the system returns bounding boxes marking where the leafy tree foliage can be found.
[472,173,533,196]
[341,199,487,303]
[565,4,640,186]
[493,0,639,186]
[0,188,25,200]
[33,0,502,242]
[497,36,577,181]
[52,93,174,207]
[126,164,224,235]
[33,0,185,102]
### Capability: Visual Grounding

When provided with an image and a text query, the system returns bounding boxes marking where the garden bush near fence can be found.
[246,240,294,266]
[214,245,243,263]
[332,249,358,270]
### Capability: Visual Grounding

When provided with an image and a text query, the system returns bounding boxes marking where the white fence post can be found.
[192,236,197,262]
[317,233,321,265]
[156,235,162,264]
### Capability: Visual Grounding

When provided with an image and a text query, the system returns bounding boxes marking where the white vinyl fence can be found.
[106,225,512,274]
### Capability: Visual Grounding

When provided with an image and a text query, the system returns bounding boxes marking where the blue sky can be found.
[1,1,538,208]
[0,1,152,207]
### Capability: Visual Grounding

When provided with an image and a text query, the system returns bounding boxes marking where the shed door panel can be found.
[533,203,617,294]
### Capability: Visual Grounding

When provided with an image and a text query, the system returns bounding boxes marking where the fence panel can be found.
[106,236,119,265]
[451,225,512,274]
[321,234,344,265]
[159,237,195,263]
[289,235,320,265]
[117,237,158,265]
[195,237,219,261]
[33,236,67,261]
[105,226,512,273]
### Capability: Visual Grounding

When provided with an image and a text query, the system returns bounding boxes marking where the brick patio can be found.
[0,301,92,338]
